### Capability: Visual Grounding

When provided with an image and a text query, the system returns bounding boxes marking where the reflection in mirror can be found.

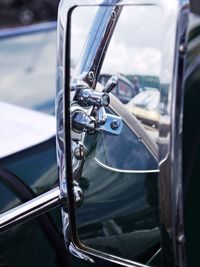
[69,4,167,266]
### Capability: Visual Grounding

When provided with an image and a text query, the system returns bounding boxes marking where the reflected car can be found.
[125,89,170,140]
[98,73,135,104]
[126,89,160,130]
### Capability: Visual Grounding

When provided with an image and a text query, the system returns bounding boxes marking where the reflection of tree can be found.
[126,74,160,89]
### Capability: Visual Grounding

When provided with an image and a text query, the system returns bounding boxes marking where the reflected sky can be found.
[71,5,164,76]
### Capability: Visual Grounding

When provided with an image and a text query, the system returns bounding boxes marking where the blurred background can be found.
[0,0,60,29]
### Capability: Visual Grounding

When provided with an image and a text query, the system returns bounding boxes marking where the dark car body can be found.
[0,2,200,267]
[0,0,59,28]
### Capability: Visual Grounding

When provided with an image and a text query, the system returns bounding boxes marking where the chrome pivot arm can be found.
[71,75,123,135]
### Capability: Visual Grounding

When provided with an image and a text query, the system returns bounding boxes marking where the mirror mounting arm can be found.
[71,75,122,135]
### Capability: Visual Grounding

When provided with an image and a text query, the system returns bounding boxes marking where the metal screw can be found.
[74,145,85,160]
[177,234,185,246]
[110,119,120,130]
[88,71,94,82]
[179,43,186,54]
[111,10,116,19]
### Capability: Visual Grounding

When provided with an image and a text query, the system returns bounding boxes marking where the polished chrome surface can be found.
[0,187,60,234]
[98,113,123,134]
[56,0,190,266]
[71,2,123,87]
[71,108,96,133]
[94,157,159,174]
[72,140,86,160]
[158,3,189,267]
[73,181,84,205]
[71,80,123,134]
[69,242,94,263]
[96,106,107,126]
[77,88,110,107]
[102,75,118,93]
[71,104,123,135]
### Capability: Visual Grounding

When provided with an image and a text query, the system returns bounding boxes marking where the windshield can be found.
[0,28,56,115]
[0,26,57,158]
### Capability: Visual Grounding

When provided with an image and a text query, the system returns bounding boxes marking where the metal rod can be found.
[0,186,61,234]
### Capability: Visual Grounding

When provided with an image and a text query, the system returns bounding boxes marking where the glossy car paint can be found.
[183,14,200,267]
[0,24,68,267]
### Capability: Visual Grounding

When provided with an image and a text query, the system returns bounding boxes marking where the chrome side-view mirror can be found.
[56,0,189,266]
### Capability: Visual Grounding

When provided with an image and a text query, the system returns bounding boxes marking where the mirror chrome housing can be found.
[56,0,190,266]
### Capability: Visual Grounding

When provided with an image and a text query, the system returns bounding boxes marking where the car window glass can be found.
[0,30,56,115]
[0,29,58,200]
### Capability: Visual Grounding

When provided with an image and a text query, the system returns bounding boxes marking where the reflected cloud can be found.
[103,45,161,75]
[71,5,163,76]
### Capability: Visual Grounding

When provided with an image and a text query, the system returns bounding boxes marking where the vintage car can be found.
[125,89,160,128]
[0,0,200,267]
[98,72,136,104]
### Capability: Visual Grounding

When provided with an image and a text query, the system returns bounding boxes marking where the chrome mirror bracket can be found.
[69,243,95,263]
[0,187,61,235]
[71,76,123,135]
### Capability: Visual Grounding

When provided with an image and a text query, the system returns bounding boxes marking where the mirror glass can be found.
[67,4,168,265]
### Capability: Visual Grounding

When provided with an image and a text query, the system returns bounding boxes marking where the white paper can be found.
[0,101,56,158]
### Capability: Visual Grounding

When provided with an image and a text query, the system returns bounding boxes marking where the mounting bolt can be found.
[111,10,116,19]
[177,234,185,246]
[88,71,94,83]
[74,145,86,160]
[179,43,186,54]
[110,119,120,130]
